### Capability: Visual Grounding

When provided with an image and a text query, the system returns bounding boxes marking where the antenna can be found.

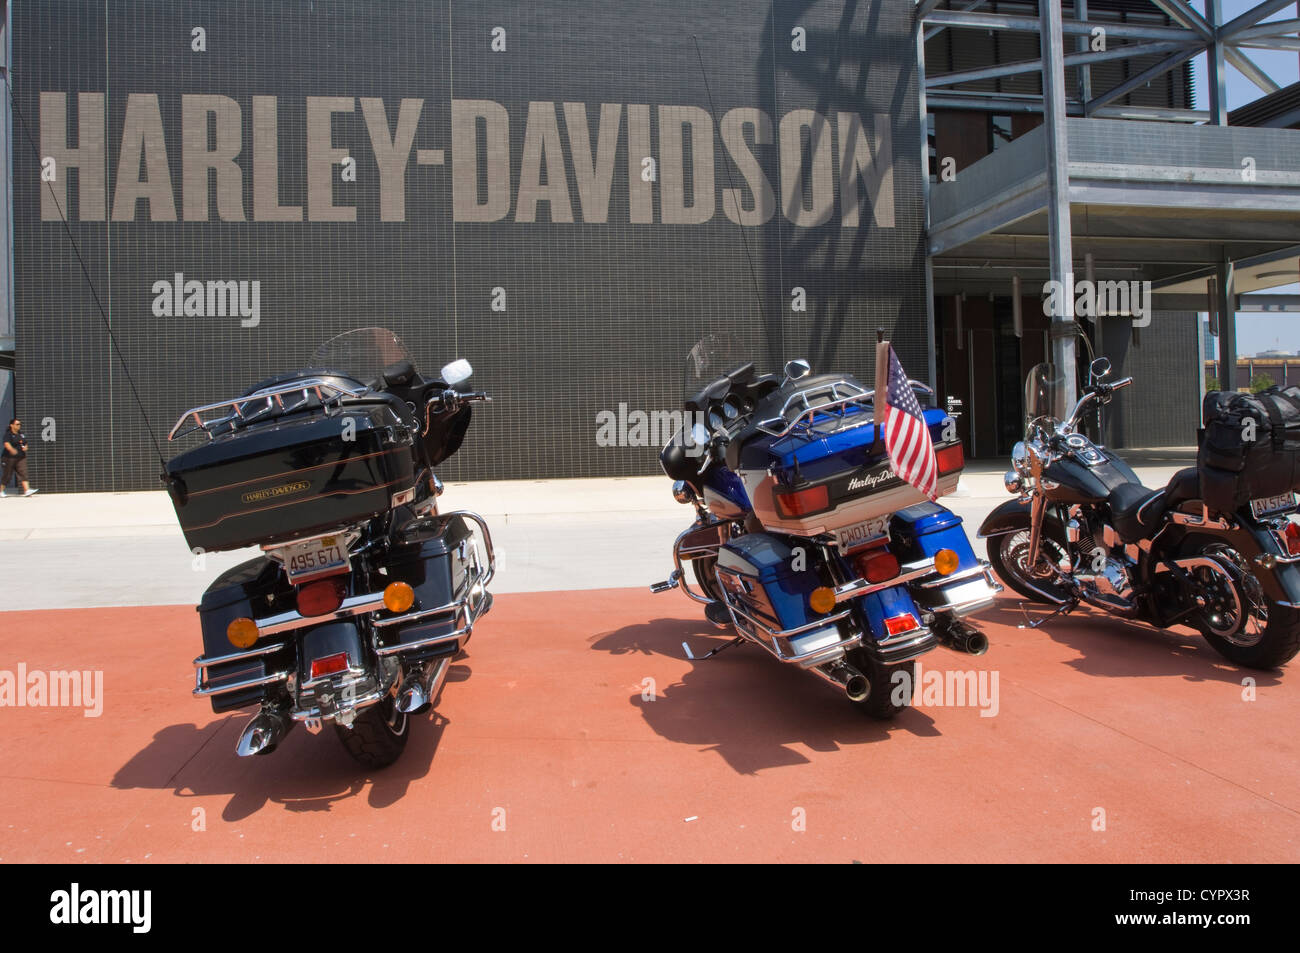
[3,73,167,471]
[691,35,766,326]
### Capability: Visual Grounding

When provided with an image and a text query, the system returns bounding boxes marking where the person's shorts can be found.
[2,456,27,482]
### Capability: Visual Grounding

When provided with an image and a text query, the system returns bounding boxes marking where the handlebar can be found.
[1063,376,1132,431]
[431,390,491,413]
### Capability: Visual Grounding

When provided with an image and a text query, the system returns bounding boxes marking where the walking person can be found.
[1,418,37,497]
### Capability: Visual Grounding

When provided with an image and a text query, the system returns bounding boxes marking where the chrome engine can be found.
[1069,515,1140,616]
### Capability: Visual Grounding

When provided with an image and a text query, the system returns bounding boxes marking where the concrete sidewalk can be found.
[0,449,1195,609]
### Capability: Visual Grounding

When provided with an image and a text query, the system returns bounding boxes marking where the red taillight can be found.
[855,548,900,583]
[297,578,345,617]
[936,442,964,475]
[884,613,919,636]
[775,483,830,518]
[1285,522,1300,556]
[309,651,350,680]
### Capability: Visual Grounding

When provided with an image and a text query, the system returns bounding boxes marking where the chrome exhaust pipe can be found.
[811,660,870,702]
[236,708,290,757]
[397,656,452,715]
[935,619,989,656]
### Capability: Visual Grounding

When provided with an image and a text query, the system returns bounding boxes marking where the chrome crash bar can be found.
[192,510,497,699]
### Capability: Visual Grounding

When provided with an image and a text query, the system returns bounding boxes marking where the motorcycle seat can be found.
[1108,466,1200,544]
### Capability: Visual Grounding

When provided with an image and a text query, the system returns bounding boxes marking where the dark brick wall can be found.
[13,0,926,490]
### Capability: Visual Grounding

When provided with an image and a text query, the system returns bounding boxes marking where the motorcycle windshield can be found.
[1025,362,1067,429]
[682,332,761,401]
[308,327,416,385]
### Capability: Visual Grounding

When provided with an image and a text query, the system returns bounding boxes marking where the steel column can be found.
[1040,0,1076,415]
[1208,0,1229,125]
[1216,250,1237,391]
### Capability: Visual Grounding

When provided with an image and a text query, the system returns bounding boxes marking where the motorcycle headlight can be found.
[1010,440,1028,473]
[1003,470,1023,495]
[672,480,696,505]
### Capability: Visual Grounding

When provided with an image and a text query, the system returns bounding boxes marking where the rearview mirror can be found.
[1089,357,1111,385]
[783,359,811,383]
[441,359,473,387]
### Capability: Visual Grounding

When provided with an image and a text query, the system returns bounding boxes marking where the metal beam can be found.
[1208,0,1229,124]
[920,9,1200,42]
[1041,0,1077,412]
[1225,47,1282,93]
[923,0,989,42]
[1084,45,1201,112]
[926,39,1198,88]
[1153,293,1300,311]
[1089,104,1209,121]
[1217,250,1237,390]
[1230,16,1300,40]
[1220,0,1299,38]
[1148,0,1215,38]
[927,89,1083,112]
[1238,36,1300,49]
[916,0,949,20]
[1076,0,1092,104]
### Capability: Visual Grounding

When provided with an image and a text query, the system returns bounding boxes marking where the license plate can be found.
[281,535,350,583]
[836,515,889,553]
[1250,492,1299,519]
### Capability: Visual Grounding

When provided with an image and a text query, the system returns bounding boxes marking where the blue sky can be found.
[1189,0,1300,355]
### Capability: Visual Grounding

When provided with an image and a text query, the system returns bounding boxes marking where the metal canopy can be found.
[921,0,1297,106]
[918,0,1300,393]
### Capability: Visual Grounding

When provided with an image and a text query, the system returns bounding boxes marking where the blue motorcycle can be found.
[651,335,1001,718]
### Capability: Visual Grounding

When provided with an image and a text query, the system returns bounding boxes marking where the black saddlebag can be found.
[197,556,281,713]
[165,403,417,553]
[1198,386,1300,515]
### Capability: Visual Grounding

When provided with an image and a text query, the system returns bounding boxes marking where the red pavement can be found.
[0,589,1296,863]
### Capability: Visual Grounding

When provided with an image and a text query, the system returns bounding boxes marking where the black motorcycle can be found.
[980,357,1300,669]
[164,328,495,768]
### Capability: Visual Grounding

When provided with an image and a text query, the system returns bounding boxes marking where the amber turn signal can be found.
[934,548,960,576]
[227,617,258,649]
[384,581,415,613]
[809,586,837,614]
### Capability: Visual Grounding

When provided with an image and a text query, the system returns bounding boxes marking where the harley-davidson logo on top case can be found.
[242,480,312,504]
[838,462,901,499]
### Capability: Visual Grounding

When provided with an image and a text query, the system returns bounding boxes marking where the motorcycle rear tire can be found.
[335,697,409,769]
[849,651,916,720]
[1200,600,1300,670]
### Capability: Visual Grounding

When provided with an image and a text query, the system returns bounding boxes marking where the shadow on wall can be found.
[752,0,924,381]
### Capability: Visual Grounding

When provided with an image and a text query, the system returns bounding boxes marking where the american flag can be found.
[874,341,938,500]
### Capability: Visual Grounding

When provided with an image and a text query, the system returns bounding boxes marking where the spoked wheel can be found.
[848,650,916,720]
[986,528,1073,605]
[335,695,409,769]
[1190,547,1300,669]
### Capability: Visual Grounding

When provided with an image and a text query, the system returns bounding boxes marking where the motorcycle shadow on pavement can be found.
[590,616,941,776]
[982,597,1285,686]
[110,662,472,822]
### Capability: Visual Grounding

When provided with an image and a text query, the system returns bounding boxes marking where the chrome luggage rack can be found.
[169,377,368,441]
[754,378,876,439]
[753,377,937,440]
